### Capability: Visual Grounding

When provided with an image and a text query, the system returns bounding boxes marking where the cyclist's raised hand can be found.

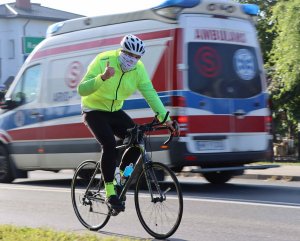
[101,61,115,80]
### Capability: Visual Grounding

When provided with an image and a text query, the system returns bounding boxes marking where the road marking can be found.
[183,196,300,209]
[1,184,300,209]
[0,185,70,193]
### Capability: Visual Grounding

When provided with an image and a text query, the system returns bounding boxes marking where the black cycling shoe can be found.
[106,195,125,211]
[115,185,126,202]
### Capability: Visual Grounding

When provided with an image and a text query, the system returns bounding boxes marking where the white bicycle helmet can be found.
[120,34,145,56]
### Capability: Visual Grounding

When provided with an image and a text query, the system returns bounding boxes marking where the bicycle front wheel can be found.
[135,162,183,239]
[71,160,110,231]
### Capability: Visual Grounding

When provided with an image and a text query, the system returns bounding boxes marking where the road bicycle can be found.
[71,112,183,239]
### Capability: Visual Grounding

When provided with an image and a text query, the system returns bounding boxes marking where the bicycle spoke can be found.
[135,162,183,239]
[71,161,110,230]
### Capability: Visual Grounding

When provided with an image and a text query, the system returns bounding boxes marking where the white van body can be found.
[0,0,273,183]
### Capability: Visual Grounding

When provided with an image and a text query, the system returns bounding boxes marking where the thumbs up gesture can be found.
[101,61,115,81]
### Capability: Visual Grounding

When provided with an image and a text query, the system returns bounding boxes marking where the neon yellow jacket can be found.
[78,49,169,121]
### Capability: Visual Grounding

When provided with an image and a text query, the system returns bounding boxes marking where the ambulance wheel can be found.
[78,169,99,180]
[202,171,233,184]
[0,145,14,183]
[170,166,183,173]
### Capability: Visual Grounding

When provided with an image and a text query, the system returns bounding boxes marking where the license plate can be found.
[196,140,225,151]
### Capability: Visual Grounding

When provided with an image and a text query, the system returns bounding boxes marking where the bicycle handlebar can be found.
[138,111,180,146]
[146,111,170,128]
[153,121,179,145]
[120,112,180,150]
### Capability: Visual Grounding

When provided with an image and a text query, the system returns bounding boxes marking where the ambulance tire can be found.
[0,145,14,183]
[202,171,233,184]
[170,166,184,173]
[78,169,97,180]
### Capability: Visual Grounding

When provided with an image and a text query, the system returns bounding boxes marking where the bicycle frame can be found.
[71,112,183,239]
[83,111,176,205]
[116,136,165,204]
[82,161,103,204]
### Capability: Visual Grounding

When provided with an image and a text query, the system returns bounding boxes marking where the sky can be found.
[1,0,165,16]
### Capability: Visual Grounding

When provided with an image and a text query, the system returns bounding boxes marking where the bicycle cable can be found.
[146,131,153,159]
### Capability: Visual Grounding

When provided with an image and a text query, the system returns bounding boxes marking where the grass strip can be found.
[0,225,139,241]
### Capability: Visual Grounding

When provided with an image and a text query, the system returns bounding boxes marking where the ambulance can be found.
[0,0,274,184]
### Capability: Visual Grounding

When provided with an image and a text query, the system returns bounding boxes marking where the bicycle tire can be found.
[134,162,183,239]
[71,160,110,230]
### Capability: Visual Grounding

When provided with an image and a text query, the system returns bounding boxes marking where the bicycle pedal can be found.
[110,209,119,216]
[110,208,125,216]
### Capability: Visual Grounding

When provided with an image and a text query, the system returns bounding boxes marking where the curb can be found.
[237,174,300,182]
[177,172,300,182]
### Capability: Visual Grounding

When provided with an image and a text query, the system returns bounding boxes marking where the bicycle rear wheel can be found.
[71,160,110,230]
[135,162,183,239]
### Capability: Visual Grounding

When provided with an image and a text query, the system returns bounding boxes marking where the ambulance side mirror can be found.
[0,98,18,110]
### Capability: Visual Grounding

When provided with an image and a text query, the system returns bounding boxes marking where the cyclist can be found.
[77,34,176,211]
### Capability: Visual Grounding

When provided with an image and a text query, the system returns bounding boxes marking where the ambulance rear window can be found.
[188,42,262,98]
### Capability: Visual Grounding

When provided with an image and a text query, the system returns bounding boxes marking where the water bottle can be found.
[114,167,121,185]
[123,163,134,178]
[120,163,134,185]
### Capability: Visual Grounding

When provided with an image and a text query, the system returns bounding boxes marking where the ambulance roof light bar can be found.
[153,0,201,19]
[154,0,201,9]
[47,22,64,37]
[241,4,259,16]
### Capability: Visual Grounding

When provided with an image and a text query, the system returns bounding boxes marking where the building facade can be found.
[0,0,83,88]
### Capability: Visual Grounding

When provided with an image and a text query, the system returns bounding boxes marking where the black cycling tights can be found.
[83,110,135,183]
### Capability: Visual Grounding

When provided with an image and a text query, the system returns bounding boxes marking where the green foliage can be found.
[268,0,300,137]
[237,0,300,138]
[236,0,277,63]
[0,225,139,241]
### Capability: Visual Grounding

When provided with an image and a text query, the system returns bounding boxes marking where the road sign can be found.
[23,37,44,54]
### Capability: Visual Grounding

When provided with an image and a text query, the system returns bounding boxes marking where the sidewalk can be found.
[241,165,300,182]
[181,165,300,182]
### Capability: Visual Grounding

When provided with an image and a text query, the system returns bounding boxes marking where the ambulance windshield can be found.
[188,42,262,98]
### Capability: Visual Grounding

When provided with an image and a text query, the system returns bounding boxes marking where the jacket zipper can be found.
[111,72,125,112]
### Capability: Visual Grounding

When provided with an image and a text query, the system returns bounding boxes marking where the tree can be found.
[236,0,277,63]
[268,0,300,138]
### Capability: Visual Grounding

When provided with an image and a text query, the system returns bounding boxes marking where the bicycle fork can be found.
[144,162,166,203]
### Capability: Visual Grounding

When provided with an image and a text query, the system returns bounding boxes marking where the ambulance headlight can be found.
[46,22,64,37]
[241,4,259,16]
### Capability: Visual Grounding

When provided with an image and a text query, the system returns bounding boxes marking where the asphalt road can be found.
[0,171,300,241]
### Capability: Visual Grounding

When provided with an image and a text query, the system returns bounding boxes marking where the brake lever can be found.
[172,120,180,137]
[163,120,181,145]
[163,132,174,145]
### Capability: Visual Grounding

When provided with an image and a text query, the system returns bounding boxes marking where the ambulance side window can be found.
[11,65,41,106]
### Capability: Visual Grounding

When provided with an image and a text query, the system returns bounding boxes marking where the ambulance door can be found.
[221,18,270,153]
[7,64,44,169]
[229,45,266,152]
[42,53,99,169]
[183,15,232,154]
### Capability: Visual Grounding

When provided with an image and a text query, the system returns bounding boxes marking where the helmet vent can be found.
[124,42,130,51]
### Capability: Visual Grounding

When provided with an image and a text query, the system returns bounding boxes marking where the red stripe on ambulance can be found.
[32,30,174,61]
[188,115,266,133]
